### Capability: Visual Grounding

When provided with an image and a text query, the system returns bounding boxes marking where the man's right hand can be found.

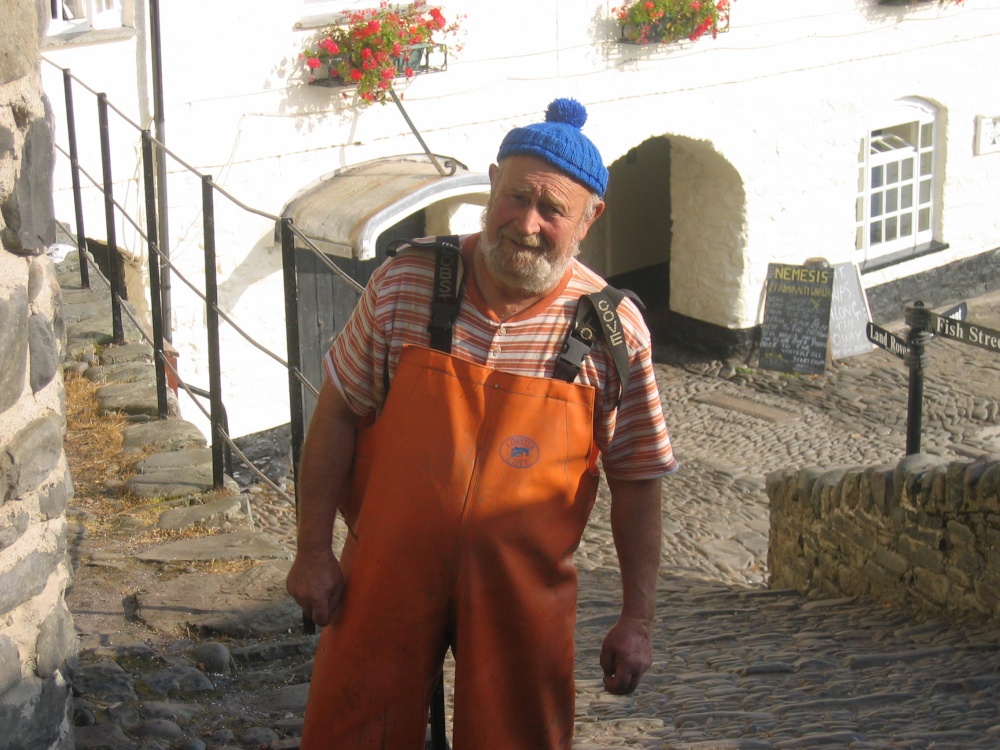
[286,380,361,628]
[286,547,346,627]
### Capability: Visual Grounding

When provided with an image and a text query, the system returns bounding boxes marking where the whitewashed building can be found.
[39,0,1000,441]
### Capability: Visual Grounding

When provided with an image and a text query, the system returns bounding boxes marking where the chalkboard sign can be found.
[829,262,874,360]
[758,262,835,374]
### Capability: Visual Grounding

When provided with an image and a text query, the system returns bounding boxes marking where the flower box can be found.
[308,42,449,89]
[300,1,462,105]
[614,0,732,45]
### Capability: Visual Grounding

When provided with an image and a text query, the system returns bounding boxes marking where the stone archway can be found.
[582,135,748,357]
[668,136,748,349]
[605,137,673,342]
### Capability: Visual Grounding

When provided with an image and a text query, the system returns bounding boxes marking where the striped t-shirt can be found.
[325,235,677,480]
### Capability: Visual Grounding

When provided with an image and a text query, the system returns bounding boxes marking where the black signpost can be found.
[867,300,1000,455]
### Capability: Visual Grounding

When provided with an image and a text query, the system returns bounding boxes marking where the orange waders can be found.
[300,343,600,749]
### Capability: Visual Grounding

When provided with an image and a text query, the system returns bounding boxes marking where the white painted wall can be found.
[40,0,1000,440]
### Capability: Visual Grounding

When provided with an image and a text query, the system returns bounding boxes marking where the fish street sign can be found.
[928,313,1000,355]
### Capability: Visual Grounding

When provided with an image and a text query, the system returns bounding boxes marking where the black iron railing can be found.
[43,59,365,507]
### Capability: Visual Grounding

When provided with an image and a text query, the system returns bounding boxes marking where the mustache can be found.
[500,228,545,249]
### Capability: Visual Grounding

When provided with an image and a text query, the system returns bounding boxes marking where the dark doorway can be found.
[295,209,425,426]
[590,137,672,343]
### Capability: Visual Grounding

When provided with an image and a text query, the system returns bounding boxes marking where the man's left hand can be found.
[600,614,653,695]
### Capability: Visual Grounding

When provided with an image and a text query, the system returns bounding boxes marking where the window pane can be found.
[863,109,937,259]
[858,139,866,163]
[59,0,86,19]
[921,122,933,148]
[858,168,865,193]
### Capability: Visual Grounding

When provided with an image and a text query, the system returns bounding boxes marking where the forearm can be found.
[607,475,663,623]
[295,379,360,554]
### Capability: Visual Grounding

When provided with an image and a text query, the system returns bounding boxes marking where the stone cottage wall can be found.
[0,1,76,748]
[768,453,1000,621]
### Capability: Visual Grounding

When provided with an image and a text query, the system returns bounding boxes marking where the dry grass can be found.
[64,371,157,551]
[65,371,133,505]
[64,371,245,565]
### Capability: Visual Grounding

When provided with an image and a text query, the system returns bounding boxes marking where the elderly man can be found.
[286,98,677,749]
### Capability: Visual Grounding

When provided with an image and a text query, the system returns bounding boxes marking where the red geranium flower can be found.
[616,0,731,45]
[301,0,464,106]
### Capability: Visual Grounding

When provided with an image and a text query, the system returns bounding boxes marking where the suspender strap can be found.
[387,236,464,354]
[386,236,640,405]
[553,285,643,406]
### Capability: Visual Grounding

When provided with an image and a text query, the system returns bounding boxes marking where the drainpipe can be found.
[149,0,172,342]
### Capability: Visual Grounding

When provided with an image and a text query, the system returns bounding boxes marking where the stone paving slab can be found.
[135,561,300,638]
[96,381,179,419]
[125,464,237,499]
[57,250,1000,749]
[692,391,799,423]
[134,531,292,563]
[156,495,251,531]
[121,420,207,455]
[97,342,153,363]
[66,328,114,350]
[85,361,158,385]
[131,447,213,473]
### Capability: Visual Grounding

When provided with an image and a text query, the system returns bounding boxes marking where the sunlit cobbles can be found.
[62,246,1000,748]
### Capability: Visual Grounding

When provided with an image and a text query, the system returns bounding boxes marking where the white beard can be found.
[477,225,578,297]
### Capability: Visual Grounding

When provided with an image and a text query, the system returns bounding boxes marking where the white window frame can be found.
[856,100,939,267]
[47,0,126,35]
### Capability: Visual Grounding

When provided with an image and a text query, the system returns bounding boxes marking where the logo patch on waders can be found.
[499,436,540,468]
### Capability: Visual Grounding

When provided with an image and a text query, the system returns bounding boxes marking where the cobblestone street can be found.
[67,277,1000,749]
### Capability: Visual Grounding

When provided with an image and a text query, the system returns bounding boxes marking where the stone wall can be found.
[0,1,76,748]
[768,453,1000,621]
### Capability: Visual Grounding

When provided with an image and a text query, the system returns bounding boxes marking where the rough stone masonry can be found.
[769,452,1000,620]
[0,1,76,748]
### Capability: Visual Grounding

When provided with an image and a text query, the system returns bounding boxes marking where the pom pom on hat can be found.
[545,98,588,129]
[497,98,608,197]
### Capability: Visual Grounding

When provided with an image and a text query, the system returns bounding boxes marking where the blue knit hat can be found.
[496,98,608,197]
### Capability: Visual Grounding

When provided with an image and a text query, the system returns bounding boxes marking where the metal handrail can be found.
[47,57,451,750]
[52,130,322,402]
[44,59,344,504]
